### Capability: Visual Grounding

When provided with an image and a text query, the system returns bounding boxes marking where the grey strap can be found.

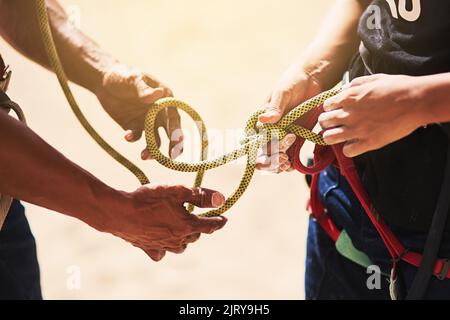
[0,90,26,230]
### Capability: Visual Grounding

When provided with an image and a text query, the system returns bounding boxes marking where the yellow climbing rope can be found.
[35,0,339,217]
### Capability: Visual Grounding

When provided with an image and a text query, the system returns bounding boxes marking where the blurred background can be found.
[0,0,332,299]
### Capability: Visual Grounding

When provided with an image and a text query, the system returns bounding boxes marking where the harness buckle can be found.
[437,259,450,280]
[393,249,410,264]
[0,65,12,92]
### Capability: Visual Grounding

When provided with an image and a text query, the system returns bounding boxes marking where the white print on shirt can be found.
[385,0,422,22]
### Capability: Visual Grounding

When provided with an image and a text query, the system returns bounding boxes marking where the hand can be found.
[101,185,227,262]
[95,64,184,160]
[256,63,322,173]
[320,74,425,157]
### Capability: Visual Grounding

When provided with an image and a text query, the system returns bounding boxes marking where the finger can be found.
[164,244,188,254]
[349,74,383,88]
[342,139,367,158]
[144,126,162,160]
[318,109,349,129]
[324,86,363,112]
[322,127,355,145]
[255,153,289,171]
[280,160,292,172]
[164,185,226,209]
[189,215,227,235]
[185,187,226,209]
[124,129,143,142]
[165,107,182,134]
[165,108,184,159]
[141,148,152,160]
[323,95,342,112]
[142,129,161,160]
[170,137,184,159]
[141,74,162,89]
[261,138,278,157]
[323,87,355,112]
[145,249,166,262]
[262,133,296,157]
[258,90,291,124]
[183,233,201,244]
[137,81,167,104]
[279,134,297,153]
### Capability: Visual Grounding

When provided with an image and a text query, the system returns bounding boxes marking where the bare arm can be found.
[0,0,115,92]
[0,110,121,228]
[0,0,225,261]
[420,73,450,125]
[0,0,184,158]
[257,0,371,172]
[319,72,450,157]
[300,0,371,90]
[0,110,226,260]
[0,1,225,258]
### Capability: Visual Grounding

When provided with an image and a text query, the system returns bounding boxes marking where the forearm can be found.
[0,0,117,92]
[0,111,124,230]
[300,0,370,90]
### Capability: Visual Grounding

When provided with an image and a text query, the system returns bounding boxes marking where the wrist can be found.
[299,47,348,91]
[301,59,329,92]
[414,74,450,126]
[49,13,119,93]
[69,37,119,93]
[74,182,131,233]
[84,53,118,94]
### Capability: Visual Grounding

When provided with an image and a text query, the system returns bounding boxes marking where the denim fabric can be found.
[0,200,42,300]
[305,165,450,300]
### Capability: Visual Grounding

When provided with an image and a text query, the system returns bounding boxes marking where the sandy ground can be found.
[0,0,332,299]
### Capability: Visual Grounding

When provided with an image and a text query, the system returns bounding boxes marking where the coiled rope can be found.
[35,0,339,217]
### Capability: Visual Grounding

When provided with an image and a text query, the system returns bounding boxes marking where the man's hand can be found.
[0,103,226,263]
[320,74,426,157]
[96,64,184,161]
[256,63,322,173]
[101,185,227,262]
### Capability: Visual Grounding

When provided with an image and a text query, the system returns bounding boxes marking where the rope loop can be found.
[37,0,341,217]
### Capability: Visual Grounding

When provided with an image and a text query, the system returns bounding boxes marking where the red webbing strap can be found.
[290,142,335,175]
[333,143,450,279]
[287,134,341,241]
[332,145,399,265]
[286,105,336,174]
[309,172,341,242]
[287,107,450,279]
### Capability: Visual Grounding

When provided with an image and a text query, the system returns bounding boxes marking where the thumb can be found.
[164,185,226,209]
[189,215,228,235]
[137,81,167,104]
[144,249,166,262]
[184,187,226,209]
[258,90,290,124]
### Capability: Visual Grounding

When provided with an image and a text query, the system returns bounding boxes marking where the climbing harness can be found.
[287,119,450,299]
[406,124,450,299]
[35,0,450,298]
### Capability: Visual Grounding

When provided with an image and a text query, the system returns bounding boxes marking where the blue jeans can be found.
[0,200,42,300]
[305,166,450,300]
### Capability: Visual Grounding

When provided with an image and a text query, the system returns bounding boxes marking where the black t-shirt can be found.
[354,0,450,232]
